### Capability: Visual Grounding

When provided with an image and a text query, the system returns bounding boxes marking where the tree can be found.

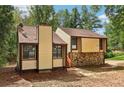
[70,7,80,28]
[25,5,59,31]
[0,5,15,66]
[80,5,102,31]
[13,7,22,25]
[105,5,124,50]
[57,9,71,27]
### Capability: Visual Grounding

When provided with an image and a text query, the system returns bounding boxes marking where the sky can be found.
[15,5,108,35]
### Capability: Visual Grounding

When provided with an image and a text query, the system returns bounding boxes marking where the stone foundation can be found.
[69,52,105,66]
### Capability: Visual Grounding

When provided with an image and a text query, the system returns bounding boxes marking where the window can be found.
[53,45,62,58]
[23,44,36,59]
[71,37,77,50]
[100,39,103,50]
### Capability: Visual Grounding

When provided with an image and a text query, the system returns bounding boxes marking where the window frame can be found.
[71,37,77,50]
[53,45,63,59]
[22,44,37,60]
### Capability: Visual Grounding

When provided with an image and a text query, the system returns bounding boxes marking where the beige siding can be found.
[38,26,52,70]
[56,28,71,53]
[22,60,36,70]
[53,59,63,67]
[81,38,99,52]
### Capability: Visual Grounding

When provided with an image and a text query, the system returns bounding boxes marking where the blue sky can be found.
[15,5,108,35]
[54,5,105,16]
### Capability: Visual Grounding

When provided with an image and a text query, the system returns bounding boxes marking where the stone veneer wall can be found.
[69,52,105,66]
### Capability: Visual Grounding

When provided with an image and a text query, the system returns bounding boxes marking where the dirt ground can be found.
[1,60,124,87]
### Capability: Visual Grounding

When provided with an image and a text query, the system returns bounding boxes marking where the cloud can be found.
[14,5,29,18]
[98,14,109,23]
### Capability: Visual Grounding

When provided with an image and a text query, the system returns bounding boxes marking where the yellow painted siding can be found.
[53,59,63,67]
[81,38,99,52]
[22,60,36,70]
[56,28,71,53]
[38,26,52,70]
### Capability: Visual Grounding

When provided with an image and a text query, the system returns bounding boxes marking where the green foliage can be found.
[108,52,124,60]
[57,9,70,28]
[25,5,59,31]
[105,5,124,50]
[105,49,114,58]
[0,5,15,67]
[80,5,102,30]
[70,7,80,28]
[23,5,102,31]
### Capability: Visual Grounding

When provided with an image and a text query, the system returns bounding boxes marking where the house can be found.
[56,27,107,66]
[17,24,107,71]
[17,25,67,71]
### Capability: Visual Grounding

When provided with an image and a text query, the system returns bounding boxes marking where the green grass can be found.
[108,55,124,60]
[108,52,124,60]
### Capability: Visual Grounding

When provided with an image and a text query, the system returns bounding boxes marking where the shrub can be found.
[105,49,114,58]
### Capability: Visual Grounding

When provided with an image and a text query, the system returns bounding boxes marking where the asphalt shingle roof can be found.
[18,26,67,44]
[53,32,66,45]
[60,27,107,38]
[18,26,38,43]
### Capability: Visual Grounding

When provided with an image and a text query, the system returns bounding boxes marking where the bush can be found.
[105,49,114,58]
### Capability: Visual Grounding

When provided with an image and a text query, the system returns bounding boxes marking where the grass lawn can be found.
[108,55,124,60]
[107,52,124,60]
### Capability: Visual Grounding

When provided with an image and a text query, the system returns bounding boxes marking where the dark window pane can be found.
[53,45,62,58]
[71,37,77,49]
[23,45,36,59]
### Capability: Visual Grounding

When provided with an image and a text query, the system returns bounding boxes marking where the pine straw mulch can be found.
[1,61,124,87]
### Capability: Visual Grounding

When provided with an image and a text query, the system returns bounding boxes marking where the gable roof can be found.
[53,32,66,45]
[18,25,67,45]
[18,26,38,43]
[59,27,107,39]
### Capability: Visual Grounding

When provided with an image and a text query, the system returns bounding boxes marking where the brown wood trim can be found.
[71,36,107,39]
[106,38,108,51]
[65,45,67,67]
[52,30,53,69]
[99,38,103,51]
[20,44,22,71]
[37,25,39,70]
[20,43,38,45]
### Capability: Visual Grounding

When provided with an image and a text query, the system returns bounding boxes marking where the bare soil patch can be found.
[1,60,124,87]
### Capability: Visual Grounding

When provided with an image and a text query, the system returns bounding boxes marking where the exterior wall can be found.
[56,28,71,53]
[53,59,63,67]
[22,60,37,70]
[102,39,107,52]
[53,45,67,68]
[72,37,82,52]
[38,26,52,70]
[81,38,99,52]
[69,52,104,66]
[62,45,67,66]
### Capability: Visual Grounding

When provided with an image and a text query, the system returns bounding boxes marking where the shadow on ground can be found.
[0,67,85,86]
[1,63,124,87]
[0,67,22,87]
[21,68,85,83]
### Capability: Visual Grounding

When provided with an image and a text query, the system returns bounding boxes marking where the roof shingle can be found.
[18,26,67,45]
[60,27,107,38]
[53,32,66,44]
[18,26,38,43]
